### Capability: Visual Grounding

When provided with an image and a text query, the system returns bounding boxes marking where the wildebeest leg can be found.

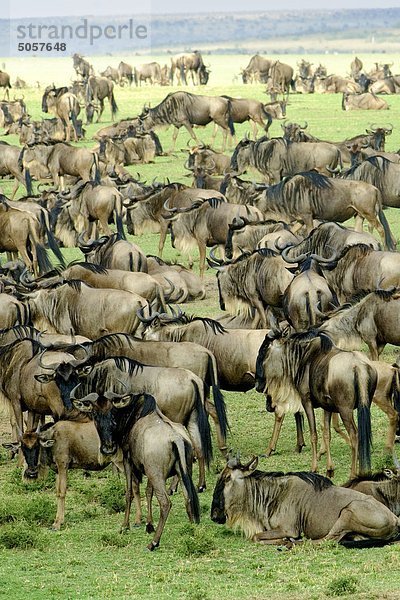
[265,413,284,457]
[340,409,358,478]
[303,398,319,472]
[354,215,364,233]
[99,217,112,236]
[52,462,68,530]
[373,391,398,453]
[97,99,105,123]
[145,481,155,533]
[121,456,134,531]
[322,410,335,478]
[182,123,198,149]
[10,179,20,199]
[198,242,207,278]
[319,412,349,458]
[145,479,171,550]
[253,529,300,543]
[186,420,206,492]
[158,222,169,258]
[324,499,398,542]
[253,297,268,328]
[205,399,227,454]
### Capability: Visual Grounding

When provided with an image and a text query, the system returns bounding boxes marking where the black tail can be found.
[390,368,400,415]
[114,208,125,240]
[378,207,396,251]
[261,105,273,135]
[226,99,235,136]
[35,243,53,274]
[40,212,65,267]
[356,368,373,476]
[110,92,118,118]
[173,440,200,524]
[340,533,400,549]
[25,167,32,196]
[193,379,213,467]
[206,354,228,441]
[70,108,79,140]
[92,154,101,186]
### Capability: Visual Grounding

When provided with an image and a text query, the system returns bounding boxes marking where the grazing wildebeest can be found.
[230,137,342,181]
[72,391,200,550]
[41,86,81,142]
[208,248,294,328]
[0,70,11,99]
[256,330,377,477]
[164,197,263,277]
[241,55,272,84]
[3,421,119,530]
[138,92,235,151]
[118,61,133,85]
[170,51,209,86]
[267,60,295,99]
[85,76,118,123]
[318,288,400,360]
[211,457,400,546]
[342,92,389,111]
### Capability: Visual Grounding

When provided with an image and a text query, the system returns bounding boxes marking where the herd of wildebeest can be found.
[2,50,400,551]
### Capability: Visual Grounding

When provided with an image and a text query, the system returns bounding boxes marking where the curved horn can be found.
[309,251,338,264]
[209,246,224,265]
[136,306,161,324]
[299,121,308,129]
[281,247,309,264]
[163,198,177,213]
[38,351,57,371]
[19,268,36,288]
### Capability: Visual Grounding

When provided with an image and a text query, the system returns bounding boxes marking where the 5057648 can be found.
[17,42,66,51]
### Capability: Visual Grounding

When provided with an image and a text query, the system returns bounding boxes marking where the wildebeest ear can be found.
[34,373,55,383]
[39,439,55,448]
[243,456,258,473]
[77,364,93,376]
[72,399,94,413]
[383,468,395,479]
[112,395,132,409]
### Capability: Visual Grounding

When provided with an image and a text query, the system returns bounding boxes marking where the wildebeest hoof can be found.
[147,541,159,551]
[50,525,61,532]
[197,485,206,493]
[146,523,155,534]
[326,468,335,478]
[296,445,305,454]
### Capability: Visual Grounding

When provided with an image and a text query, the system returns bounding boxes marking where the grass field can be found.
[1,54,400,600]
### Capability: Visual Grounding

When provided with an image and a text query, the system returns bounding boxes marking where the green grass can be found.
[1,53,400,600]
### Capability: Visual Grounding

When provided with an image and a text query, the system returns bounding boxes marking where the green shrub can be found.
[0,520,46,550]
[179,524,216,557]
[100,531,131,548]
[326,575,358,596]
[20,495,55,525]
[98,477,125,513]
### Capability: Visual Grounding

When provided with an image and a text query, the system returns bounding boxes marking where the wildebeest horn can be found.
[385,123,393,133]
[209,246,224,265]
[136,306,161,323]
[281,247,309,264]
[309,251,337,264]
[19,267,36,288]
[326,165,341,174]
[163,199,177,213]
[299,122,308,129]
[183,159,193,171]
[38,351,57,371]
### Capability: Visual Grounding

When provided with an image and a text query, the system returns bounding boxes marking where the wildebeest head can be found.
[211,455,259,524]
[2,424,55,480]
[365,124,393,151]
[230,137,254,174]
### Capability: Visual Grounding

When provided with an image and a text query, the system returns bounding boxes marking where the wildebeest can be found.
[19,117,85,145]
[230,137,342,181]
[369,77,400,95]
[79,233,148,273]
[27,280,150,339]
[186,143,231,175]
[170,51,209,86]
[164,198,263,277]
[118,61,133,85]
[350,56,363,79]
[0,293,30,329]
[41,86,81,142]
[343,470,400,516]
[0,70,11,99]
[314,76,361,94]
[142,311,269,392]
[318,288,400,360]
[224,217,301,259]
[241,55,271,84]
[340,155,400,208]
[100,66,120,84]
[134,62,162,86]
[0,141,27,197]
[342,92,389,111]
[72,54,93,80]
[72,391,200,550]
[241,171,394,248]
[267,60,295,99]
[216,96,273,139]
[85,76,118,123]
[311,244,400,303]
[146,256,206,302]
[211,457,400,545]
[45,142,100,191]
[138,92,235,151]
[0,98,27,131]
[3,421,119,530]
[256,330,376,477]
[208,248,294,328]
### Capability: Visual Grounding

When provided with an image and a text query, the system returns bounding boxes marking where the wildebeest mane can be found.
[334,243,374,263]
[0,337,43,359]
[0,325,40,340]
[248,469,333,491]
[174,314,227,335]
[67,260,109,275]
[342,471,394,487]
[346,287,400,305]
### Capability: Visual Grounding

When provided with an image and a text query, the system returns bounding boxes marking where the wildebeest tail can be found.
[378,206,396,251]
[92,153,101,186]
[40,211,65,267]
[25,167,32,196]
[192,379,213,467]
[355,366,374,475]
[69,98,80,140]
[261,105,273,134]
[180,63,187,85]
[206,354,229,441]
[226,99,235,136]
[172,439,200,524]
[114,191,126,240]
[340,531,400,549]
[110,91,118,118]
[390,367,400,415]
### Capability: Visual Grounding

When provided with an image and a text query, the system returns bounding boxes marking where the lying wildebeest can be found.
[343,469,400,516]
[310,244,400,303]
[230,137,342,181]
[141,310,270,392]
[0,98,27,131]
[342,92,389,111]
[85,76,118,123]
[318,288,400,360]
[138,92,235,151]
[3,421,119,530]
[256,330,376,477]
[41,86,81,142]
[314,75,360,94]
[164,198,263,277]
[20,117,85,145]
[186,143,231,175]
[146,256,206,303]
[211,457,400,546]
[72,391,200,550]
[243,171,395,249]
[208,248,295,328]
[27,280,150,339]
[79,233,148,273]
